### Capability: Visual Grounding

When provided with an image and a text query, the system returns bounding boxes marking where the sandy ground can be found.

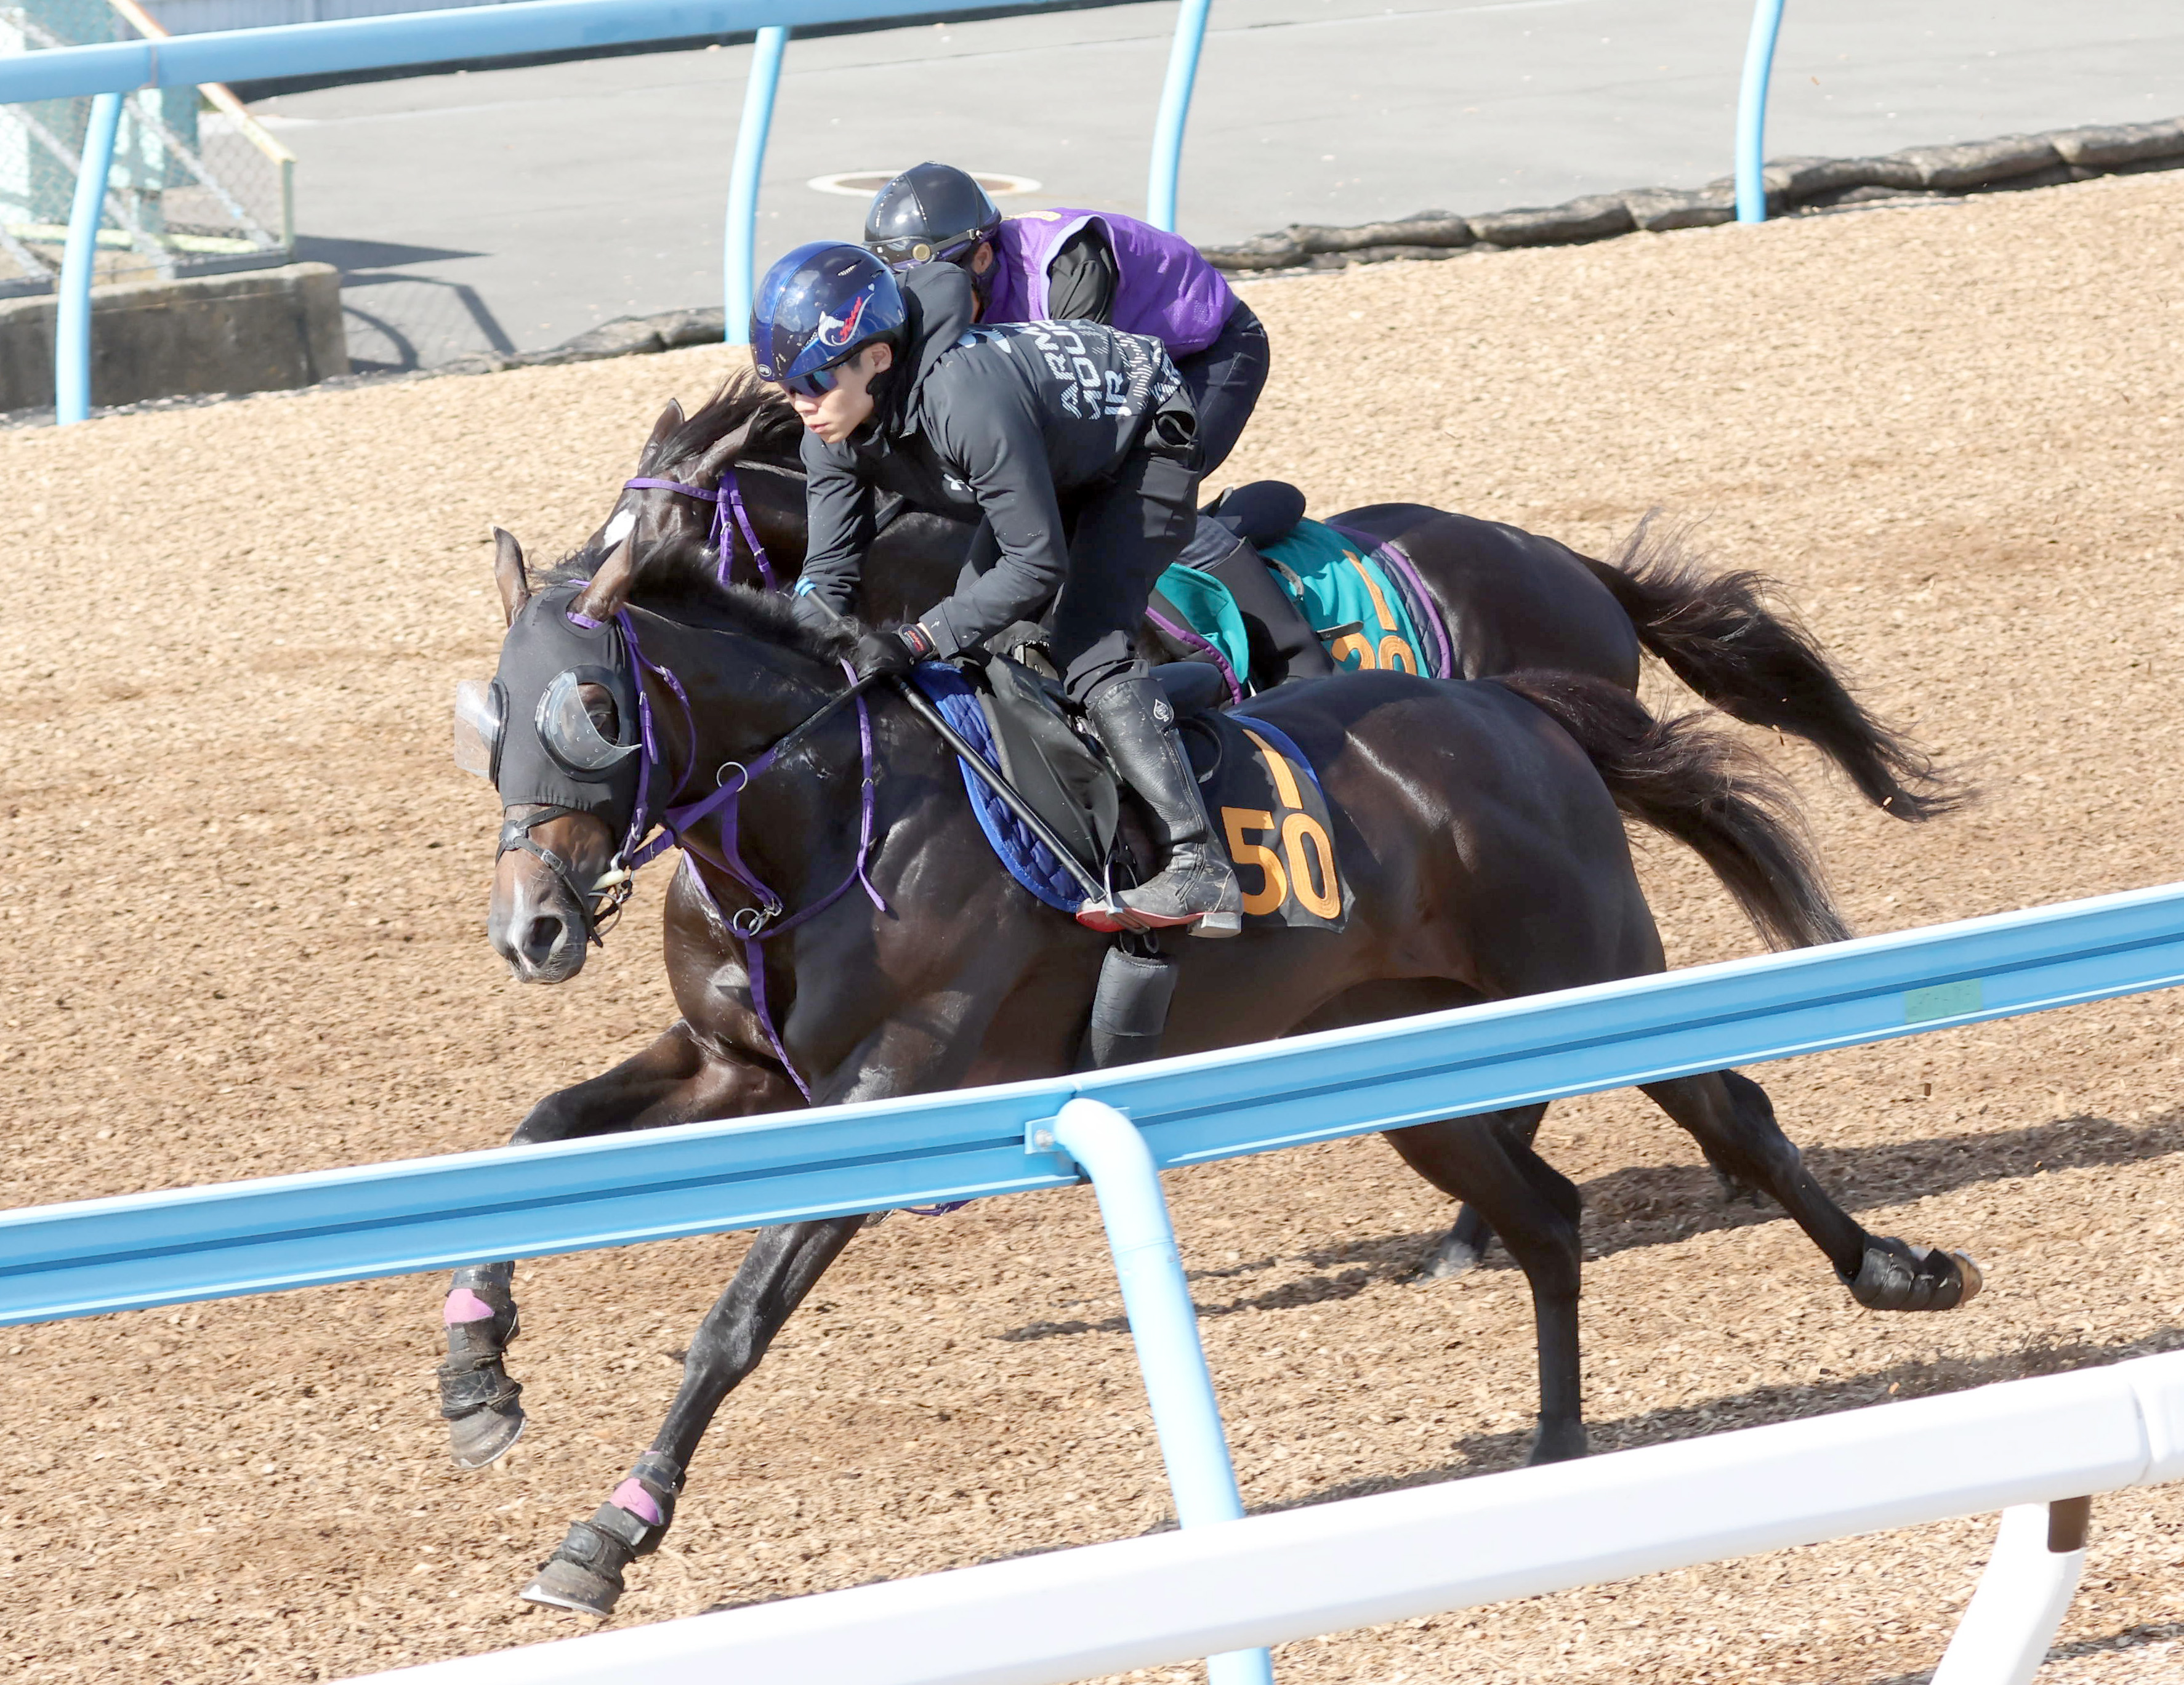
[5,169,2184,1683]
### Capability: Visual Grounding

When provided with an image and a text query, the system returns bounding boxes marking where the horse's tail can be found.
[1494,669,1852,952]
[1578,513,1968,822]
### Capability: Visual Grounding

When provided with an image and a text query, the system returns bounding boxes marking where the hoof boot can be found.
[522,1513,640,1617]
[1842,1236,1982,1311]
[448,1399,526,1470]
[521,1554,623,1617]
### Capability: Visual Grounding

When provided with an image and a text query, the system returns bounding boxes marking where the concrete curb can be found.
[1199,115,2184,275]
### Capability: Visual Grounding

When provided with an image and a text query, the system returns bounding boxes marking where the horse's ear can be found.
[574,534,636,621]
[691,417,757,482]
[493,527,531,625]
[635,398,685,472]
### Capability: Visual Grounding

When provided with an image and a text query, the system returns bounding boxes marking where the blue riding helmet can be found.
[749,241,908,396]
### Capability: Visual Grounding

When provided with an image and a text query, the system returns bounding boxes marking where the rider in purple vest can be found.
[865,164,1334,686]
[864,163,1266,475]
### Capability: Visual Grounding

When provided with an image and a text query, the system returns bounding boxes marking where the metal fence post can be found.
[1046,1098,1275,1685]
[55,89,123,425]
[1930,1499,2090,1685]
[1734,0,1786,223]
[1146,0,1211,232]
[723,23,788,348]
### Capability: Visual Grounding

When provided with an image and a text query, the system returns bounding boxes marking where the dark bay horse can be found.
[597,375,1960,822]
[453,534,1978,1617]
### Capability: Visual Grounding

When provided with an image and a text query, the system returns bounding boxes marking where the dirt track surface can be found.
[6,170,2184,1683]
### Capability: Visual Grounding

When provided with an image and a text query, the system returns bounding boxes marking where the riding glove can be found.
[853,626,932,682]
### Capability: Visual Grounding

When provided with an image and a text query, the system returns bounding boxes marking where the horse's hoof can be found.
[1417,1237,1486,1282]
[1841,1236,1982,1311]
[449,1399,526,1470]
[521,1514,637,1617]
[1525,1422,1588,1465]
[520,1558,620,1617]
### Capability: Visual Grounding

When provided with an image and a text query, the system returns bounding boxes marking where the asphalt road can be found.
[249,0,2184,369]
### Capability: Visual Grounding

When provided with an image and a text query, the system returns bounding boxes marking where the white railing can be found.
[349,1353,2184,1685]
[348,1351,2184,1685]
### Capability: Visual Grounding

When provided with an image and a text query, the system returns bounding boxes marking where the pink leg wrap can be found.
[443,1287,497,1324]
[610,1480,664,1526]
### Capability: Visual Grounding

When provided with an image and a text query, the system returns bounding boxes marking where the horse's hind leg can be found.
[1642,1070,1982,1311]
[1385,1114,1587,1463]
[523,1213,864,1616]
[440,1024,802,1470]
[1419,1104,1547,1278]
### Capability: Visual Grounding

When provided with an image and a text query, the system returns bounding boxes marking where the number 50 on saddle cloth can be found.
[1187,712,1348,933]
[909,661,1348,934]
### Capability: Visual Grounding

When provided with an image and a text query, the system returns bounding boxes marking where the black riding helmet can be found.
[864,161,1003,272]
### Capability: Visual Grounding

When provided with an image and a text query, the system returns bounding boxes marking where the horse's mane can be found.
[543,372,850,664]
[658,369,804,477]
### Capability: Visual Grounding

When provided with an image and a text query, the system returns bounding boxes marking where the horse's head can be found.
[459,529,645,983]
[580,379,806,592]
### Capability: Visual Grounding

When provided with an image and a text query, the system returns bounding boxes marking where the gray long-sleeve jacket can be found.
[791,262,1193,658]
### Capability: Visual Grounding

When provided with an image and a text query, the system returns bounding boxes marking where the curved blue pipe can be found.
[1052,1098,1274,1685]
[1146,0,1211,232]
[723,24,788,348]
[1735,0,1787,223]
[56,91,124,426]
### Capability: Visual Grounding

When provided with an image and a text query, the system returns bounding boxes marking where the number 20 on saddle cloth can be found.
[1257,518,1452,678]
[910,661,1348,933]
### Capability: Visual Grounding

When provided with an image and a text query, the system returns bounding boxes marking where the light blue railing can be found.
[1735,0,1789,222]
[6,878,2183,1327]
[0,0,1219,416]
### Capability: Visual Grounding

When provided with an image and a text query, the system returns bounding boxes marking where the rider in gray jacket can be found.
[753,241,1241,936]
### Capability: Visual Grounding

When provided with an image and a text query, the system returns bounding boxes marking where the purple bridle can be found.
[622,467,781,592]
[592,603,886,1101]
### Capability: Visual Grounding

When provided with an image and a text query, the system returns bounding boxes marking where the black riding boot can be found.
[1087,676,1244,937]
[1179,515,1336,687]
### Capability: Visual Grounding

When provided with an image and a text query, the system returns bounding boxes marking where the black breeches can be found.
[1173,300,1270,477]
[960,449,1198,704]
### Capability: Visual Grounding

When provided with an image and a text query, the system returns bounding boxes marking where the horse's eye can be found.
[536,670,637,775]
[578,682,619,742]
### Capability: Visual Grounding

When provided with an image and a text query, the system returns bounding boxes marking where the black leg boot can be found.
[1087,676,1244,937]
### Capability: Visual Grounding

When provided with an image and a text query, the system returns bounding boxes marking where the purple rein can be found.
[622,468,780,592]
[582,597,884,1101]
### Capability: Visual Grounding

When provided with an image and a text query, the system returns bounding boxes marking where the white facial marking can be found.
[602,508,637,548]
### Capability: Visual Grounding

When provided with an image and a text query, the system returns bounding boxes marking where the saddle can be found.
[909,650,1345,938]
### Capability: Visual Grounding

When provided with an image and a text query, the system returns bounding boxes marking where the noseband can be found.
[623,466,781,592]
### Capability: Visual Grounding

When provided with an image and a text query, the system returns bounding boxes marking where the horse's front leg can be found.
[439,1023,800,1468]
[518,983,1012,1615]
[522,1213,864,1614]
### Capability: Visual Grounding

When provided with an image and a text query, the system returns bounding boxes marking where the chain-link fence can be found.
[1,0,292,296]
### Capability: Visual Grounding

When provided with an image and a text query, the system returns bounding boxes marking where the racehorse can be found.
[452,531,1980,1617]
[597,374,1960,821]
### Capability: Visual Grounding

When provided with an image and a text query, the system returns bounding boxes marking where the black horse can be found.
[597,376,1960,821]
[453,532,1978,1617]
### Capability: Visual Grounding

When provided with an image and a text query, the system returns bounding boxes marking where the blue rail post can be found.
[1046,1098,1275,1685]
[723,23,788,347]
[1146,0,1211,232]
[1734,0,1787,223]
[55,90,123,425]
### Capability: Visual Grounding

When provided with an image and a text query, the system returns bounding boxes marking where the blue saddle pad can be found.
[910,662,1087,913]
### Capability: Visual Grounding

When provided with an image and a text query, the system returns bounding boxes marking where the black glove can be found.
[852,625,931,682]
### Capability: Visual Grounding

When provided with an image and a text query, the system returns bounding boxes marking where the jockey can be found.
[750,240,1243,936]
[863,163,1332,687]
[862,163,1266,475]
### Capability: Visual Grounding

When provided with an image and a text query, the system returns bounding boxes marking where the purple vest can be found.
[985,209,1235,358]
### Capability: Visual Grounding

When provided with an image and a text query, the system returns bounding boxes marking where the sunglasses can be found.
[777,360,850,400]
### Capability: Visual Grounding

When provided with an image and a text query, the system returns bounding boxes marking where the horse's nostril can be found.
[522,914,565,967]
